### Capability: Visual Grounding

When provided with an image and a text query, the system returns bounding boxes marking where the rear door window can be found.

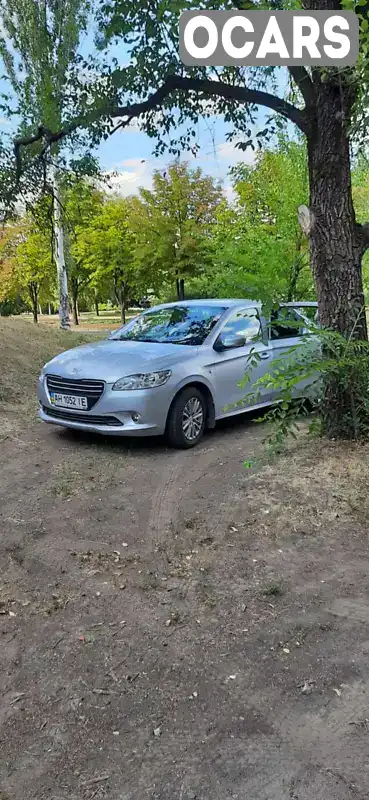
[269,307,306,341]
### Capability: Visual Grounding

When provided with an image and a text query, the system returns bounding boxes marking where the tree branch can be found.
[232,0,315,109]
[13,73,309,171]
[171,76,309,133]
[288,67,315,108]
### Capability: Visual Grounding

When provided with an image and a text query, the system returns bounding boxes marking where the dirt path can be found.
[2,413,369,799]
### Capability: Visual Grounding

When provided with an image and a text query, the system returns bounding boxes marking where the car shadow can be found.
[54,407,271,456]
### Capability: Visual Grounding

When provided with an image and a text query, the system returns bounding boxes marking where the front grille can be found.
[43,406,122,427]
[46,374,105,410]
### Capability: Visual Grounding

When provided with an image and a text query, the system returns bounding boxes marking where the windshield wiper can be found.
[114,336,161,343]
[112,335,191,344]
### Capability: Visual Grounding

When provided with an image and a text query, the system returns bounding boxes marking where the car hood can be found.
[43,339,198,382]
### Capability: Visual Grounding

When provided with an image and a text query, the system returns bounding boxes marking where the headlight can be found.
[112,370,172,391]
[39,366,46,379]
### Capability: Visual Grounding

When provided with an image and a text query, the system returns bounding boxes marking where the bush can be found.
[0,296,28,316]
[242,321,369,465]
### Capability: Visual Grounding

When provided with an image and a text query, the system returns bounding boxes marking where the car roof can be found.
[149,299,261,312]
[280,301,318,308]
[148,299,317,312]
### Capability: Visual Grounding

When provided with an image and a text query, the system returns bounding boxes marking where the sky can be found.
[97,116,259,200]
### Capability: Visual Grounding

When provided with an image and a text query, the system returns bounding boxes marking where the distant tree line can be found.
[1,140,369,324]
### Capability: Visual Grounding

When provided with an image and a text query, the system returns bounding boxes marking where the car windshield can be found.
[110,305,226,346]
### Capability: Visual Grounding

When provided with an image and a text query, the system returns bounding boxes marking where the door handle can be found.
[259,351,270,360]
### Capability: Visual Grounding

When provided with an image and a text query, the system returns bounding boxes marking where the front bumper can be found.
[37,376,172,437]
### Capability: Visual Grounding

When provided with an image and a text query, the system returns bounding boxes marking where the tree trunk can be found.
[176,276,185,301]
[307,83,367,339]
[120,301,126,324]
[28,282,38,324]
[94,297,99,316]
[71,278,79,326]
[48,303,51,315]
[287,235,304,302]
[51,163,70,330]
[306,76,368,437]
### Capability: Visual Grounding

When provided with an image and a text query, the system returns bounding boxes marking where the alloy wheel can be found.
[182,396,204,442]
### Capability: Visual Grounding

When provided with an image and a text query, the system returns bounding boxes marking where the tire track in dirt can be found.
[145,426,262,545]
[146,453,184,541]
[145,448,215,542]
[145,442,234,543]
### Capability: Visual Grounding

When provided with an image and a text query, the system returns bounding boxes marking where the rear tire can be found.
[166,387,206,449]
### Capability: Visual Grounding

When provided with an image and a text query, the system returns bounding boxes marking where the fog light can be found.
[131,412,140,423]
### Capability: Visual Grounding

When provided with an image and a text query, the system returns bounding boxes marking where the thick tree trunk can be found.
[308,90,367,339]
[51,163,70,330]
[306,77,368,437]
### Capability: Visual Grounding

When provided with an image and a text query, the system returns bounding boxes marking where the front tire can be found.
[166,387,206,449]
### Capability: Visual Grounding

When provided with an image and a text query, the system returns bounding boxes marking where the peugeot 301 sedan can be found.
[37,299,318,448]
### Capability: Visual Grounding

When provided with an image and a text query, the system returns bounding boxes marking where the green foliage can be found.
[210,137,313,303]
[132,161,223,298]
[72,194,140,319]
[0,217,55,319]
[4,142,369,316]
[0,296,28,316]
[243,322,369,466]
[0,0,90,125]
[0,0,95,214]
[64,178,106,313]
[95,0,288,156]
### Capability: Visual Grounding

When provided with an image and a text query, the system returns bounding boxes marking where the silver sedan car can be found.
[37,299,317,448]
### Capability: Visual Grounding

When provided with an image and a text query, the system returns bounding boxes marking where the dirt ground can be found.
[2,406,369,800]
[2,318,369,799]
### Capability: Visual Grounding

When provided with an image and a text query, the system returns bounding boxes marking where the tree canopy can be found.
[132,161,223,300]
[210,137,313,302]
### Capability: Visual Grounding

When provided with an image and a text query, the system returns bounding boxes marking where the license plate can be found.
[50,392,88,410]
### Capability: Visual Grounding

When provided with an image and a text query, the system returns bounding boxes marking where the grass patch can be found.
[0,317,104,408]
[52,467,80,499]
[262,582,285,598]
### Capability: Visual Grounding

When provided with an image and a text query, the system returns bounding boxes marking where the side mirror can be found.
[213,333,246,352]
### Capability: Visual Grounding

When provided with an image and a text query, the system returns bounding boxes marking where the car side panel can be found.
[268,334,321,402]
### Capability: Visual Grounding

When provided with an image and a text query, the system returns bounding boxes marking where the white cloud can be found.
[103,158,154,197]
[216,140,255,166]
[100,138,255,202]
[118,158,147,169]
